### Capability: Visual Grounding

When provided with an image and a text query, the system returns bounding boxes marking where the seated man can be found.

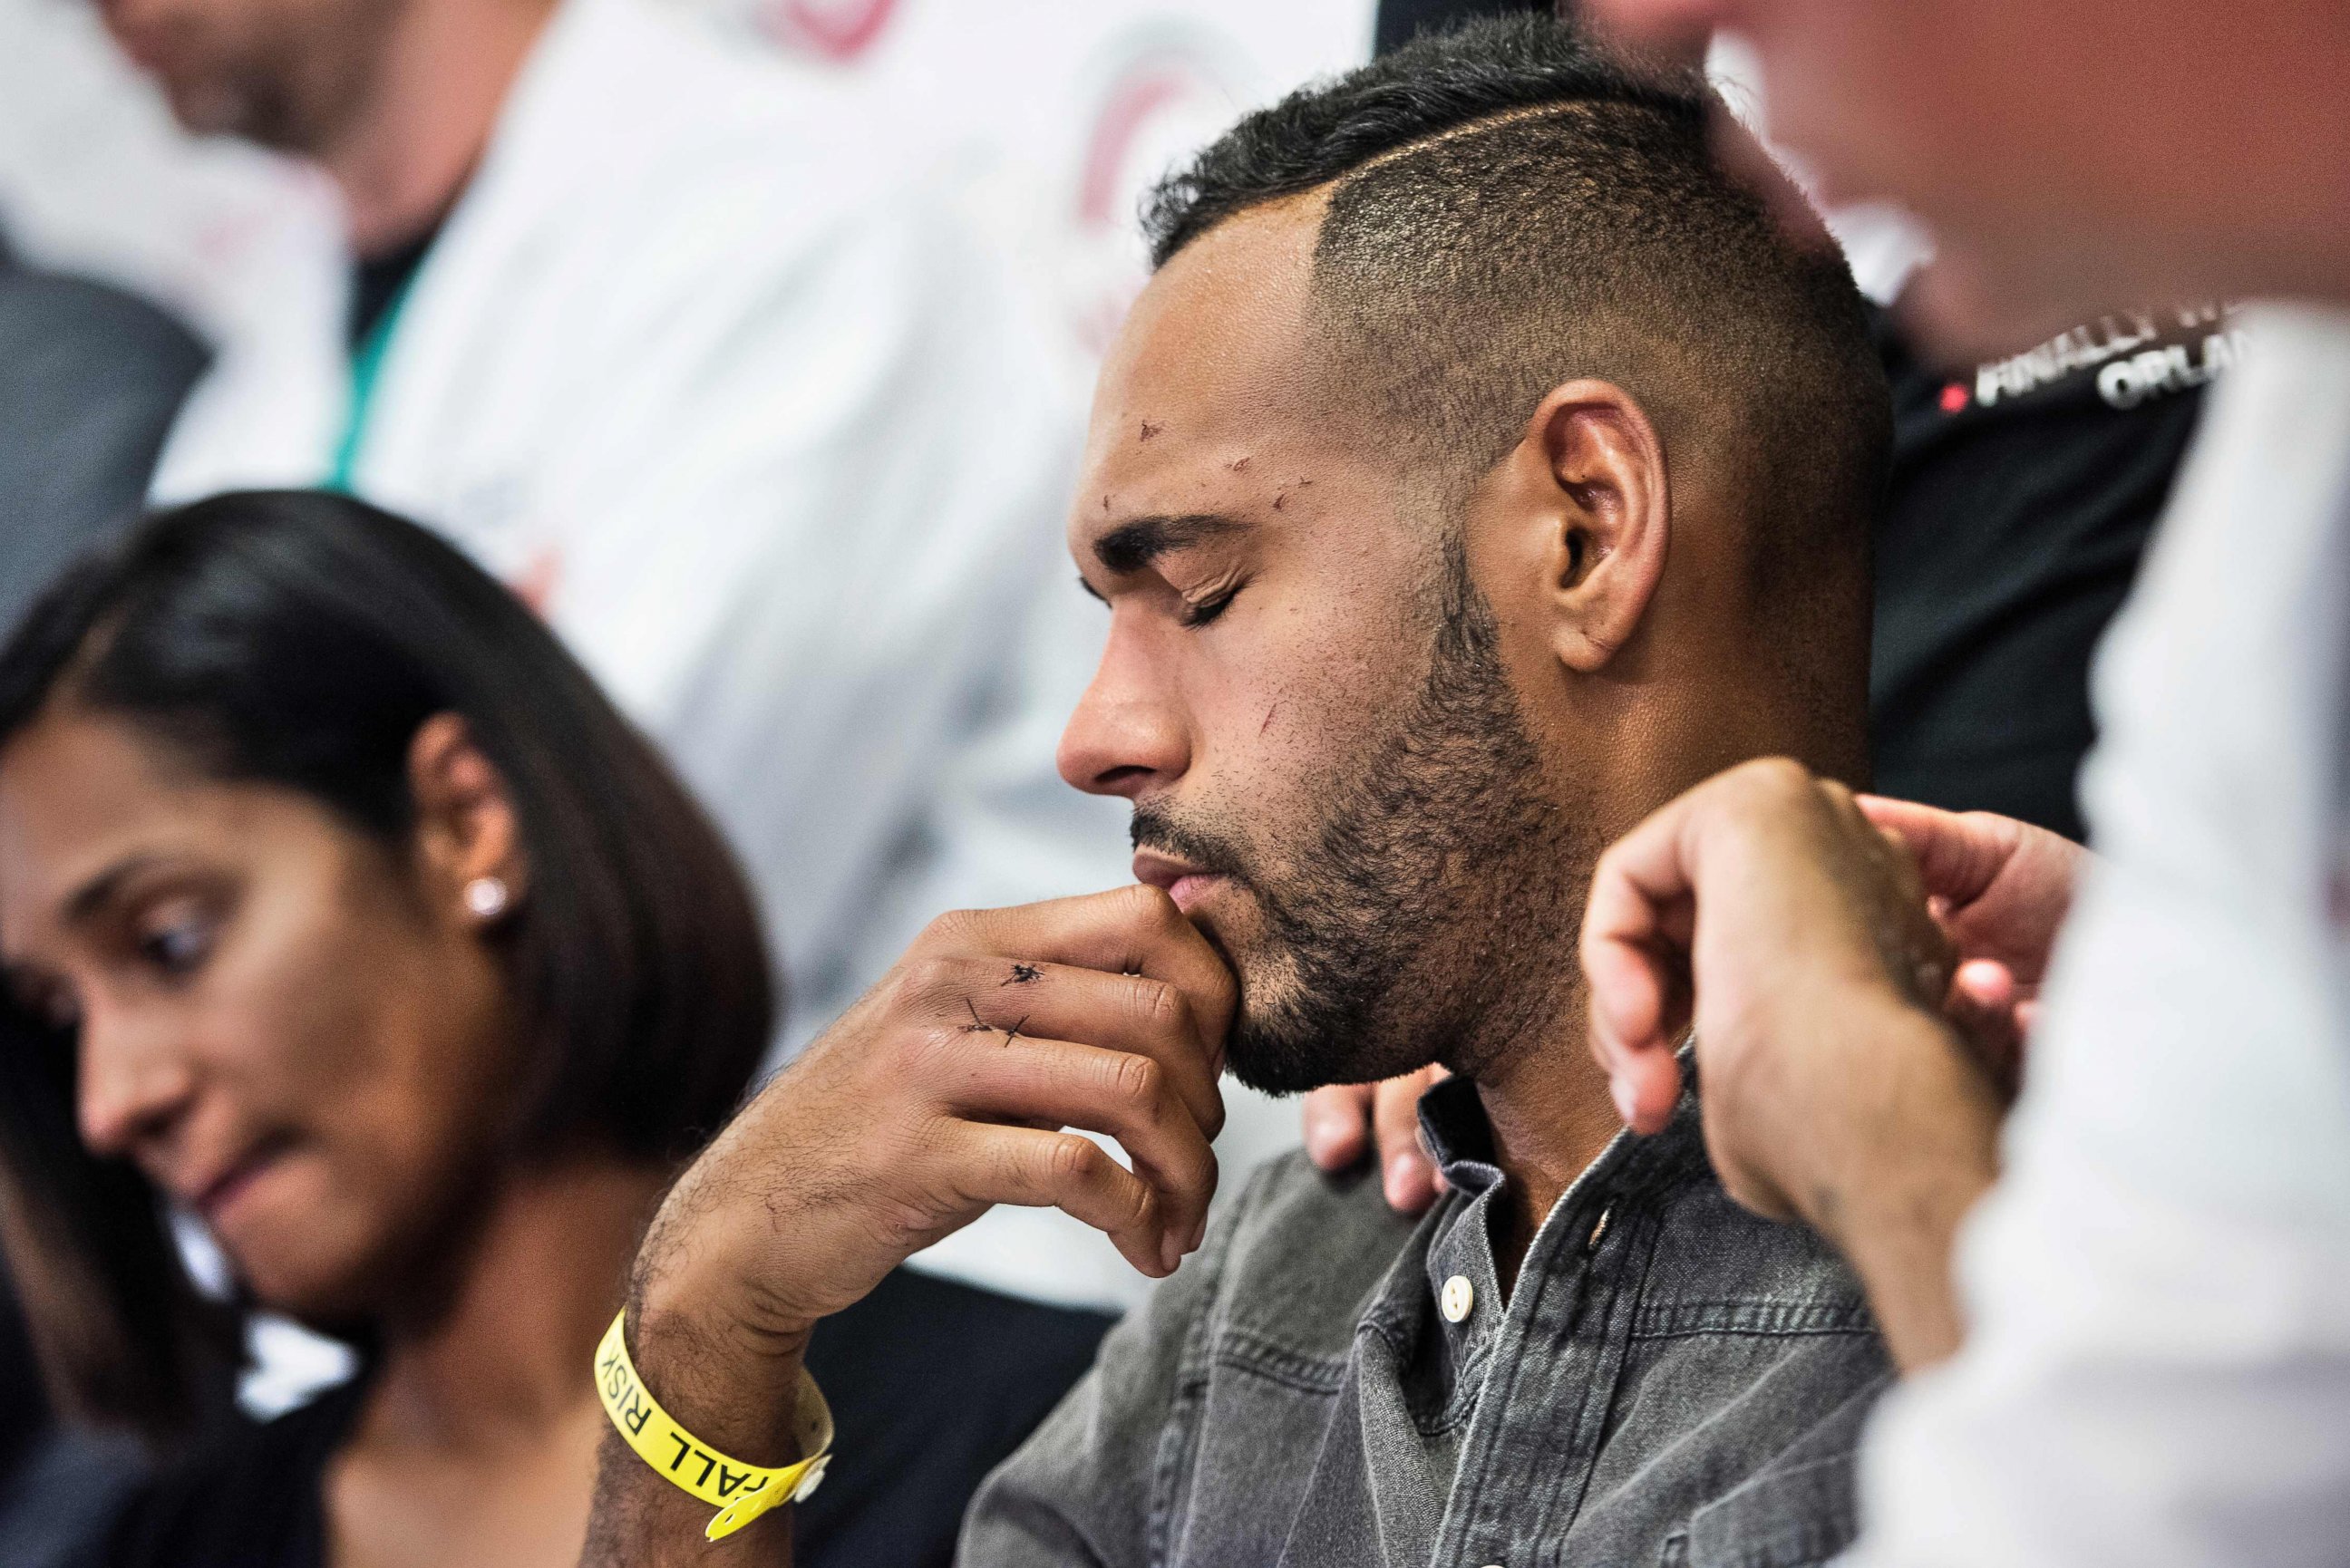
[581,17,1895,1567]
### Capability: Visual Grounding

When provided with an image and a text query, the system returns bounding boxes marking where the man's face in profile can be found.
[1058,197,1585,1095]
[97,0,401,152]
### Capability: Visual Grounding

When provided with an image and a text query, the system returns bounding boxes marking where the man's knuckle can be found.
[1110,1051,1163,1111]
[1047,1132,1104,1184]
[885,958,945,1016]
[917,906,979,946]
[1122,880,1183,934]
[890,1020,960,1079]
[1733,755,1812,800]
[1135,976,1188,1032]
[1124,1176,1159,1230]
[1203,967,1238,1021]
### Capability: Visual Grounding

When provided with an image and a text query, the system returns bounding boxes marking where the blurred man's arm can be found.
[1579,760,2016,1370]
[1849,308,2350,1568]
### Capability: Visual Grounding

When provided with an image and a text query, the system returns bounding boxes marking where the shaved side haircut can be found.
[1144,15,1889,652]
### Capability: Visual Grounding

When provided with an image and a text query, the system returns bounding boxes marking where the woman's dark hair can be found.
[0,490,775,1441]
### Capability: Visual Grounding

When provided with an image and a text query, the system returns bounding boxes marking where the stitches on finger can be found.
[961,996,1031,1047]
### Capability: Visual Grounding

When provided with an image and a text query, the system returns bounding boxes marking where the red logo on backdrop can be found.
[1076,67,1202,231]
[766,0,898,63]
[1063,34,1245,355]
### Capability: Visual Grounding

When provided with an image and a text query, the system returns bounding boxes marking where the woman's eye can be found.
[137,912,215,978]
[1179,582,1244,628]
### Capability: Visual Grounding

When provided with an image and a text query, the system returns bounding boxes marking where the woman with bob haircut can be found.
[0,491,1073,1568]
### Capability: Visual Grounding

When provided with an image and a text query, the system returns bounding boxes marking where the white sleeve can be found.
[1846,305,2350,1568]
[523,179,1111,1044]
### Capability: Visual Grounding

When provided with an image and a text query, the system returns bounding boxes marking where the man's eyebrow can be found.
[1092,513,1249,576]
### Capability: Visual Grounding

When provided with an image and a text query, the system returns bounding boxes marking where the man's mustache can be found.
[1129,801,1250,883]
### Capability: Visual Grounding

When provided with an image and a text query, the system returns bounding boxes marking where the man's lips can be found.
[1131,849,1226,915]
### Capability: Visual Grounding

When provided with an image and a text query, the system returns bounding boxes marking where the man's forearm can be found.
[1801,1003,2004,1372]
[582,1429,794,1568]
[579,1305,812,1567]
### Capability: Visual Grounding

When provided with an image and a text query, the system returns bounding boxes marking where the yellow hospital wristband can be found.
[595,1310,835,1542]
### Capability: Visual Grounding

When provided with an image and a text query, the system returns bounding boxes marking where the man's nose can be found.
[76,1003,199,1160]
[1057,630,1190,801]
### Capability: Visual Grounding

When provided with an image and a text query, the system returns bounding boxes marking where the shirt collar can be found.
[1402,1064,1708,1361]
[1416,1073,1503,1189]
[1413,1053,1710,1215]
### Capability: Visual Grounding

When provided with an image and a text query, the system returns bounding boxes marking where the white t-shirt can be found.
[1849,304,2350,1565]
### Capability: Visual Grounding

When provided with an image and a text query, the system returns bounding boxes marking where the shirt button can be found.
[1441,1274,1475,1323]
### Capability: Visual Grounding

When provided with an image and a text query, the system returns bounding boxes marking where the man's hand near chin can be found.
[578,886,1234,1566]
[1577,760,2088,1373]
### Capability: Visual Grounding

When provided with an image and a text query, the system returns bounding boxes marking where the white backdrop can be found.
[0,0,1374,397]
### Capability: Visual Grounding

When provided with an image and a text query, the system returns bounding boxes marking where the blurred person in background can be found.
[105,0,1109,1052]
[0,232,206,635]
[91,0,1148,1481]
[0,227,209,1568]
[1558,1,2350,1565]
[1316,0,2219,1214]
[0,492,1064,1568]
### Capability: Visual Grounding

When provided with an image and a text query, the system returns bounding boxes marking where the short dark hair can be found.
[1144,15,1888,626]
[0,490,774,1438]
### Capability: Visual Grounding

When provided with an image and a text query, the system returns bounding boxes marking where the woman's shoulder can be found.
[90,1379,368,1568]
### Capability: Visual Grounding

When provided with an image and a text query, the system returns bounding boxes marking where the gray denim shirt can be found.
[960,1077,1892,1568]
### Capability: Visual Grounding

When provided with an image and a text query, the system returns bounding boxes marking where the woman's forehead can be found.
[0,717,312,919]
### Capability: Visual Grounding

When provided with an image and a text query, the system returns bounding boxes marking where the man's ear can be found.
[1515,379,1669,674]
[405,713,527,924]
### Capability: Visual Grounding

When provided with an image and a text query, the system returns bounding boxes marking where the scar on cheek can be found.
[1139,420,1161,441]
[1227,456,1251,472]
[1272,493,1287,510]
[1260,702,1279,735]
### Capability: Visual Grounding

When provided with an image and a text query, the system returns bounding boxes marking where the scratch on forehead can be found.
[1092,513,1248,576]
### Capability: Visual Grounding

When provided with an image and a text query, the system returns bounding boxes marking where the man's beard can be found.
[1132,548,1590,1094]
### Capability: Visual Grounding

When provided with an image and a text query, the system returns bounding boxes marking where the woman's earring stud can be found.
[463,876,510,920]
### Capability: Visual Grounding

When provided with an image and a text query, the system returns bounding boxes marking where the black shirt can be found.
[1870,305,2223,839]
[93,1377,359,1568]
[89,1270,1112,1568]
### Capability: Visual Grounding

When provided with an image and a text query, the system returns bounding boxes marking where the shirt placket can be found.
[1428,1146,1644,1568]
